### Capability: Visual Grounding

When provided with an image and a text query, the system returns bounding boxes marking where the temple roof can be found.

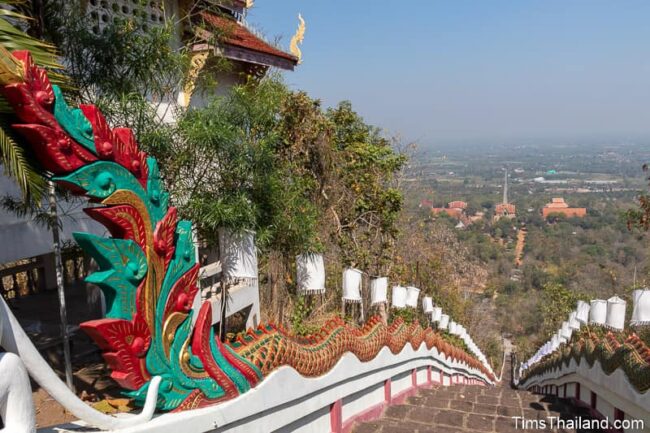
[199,12,298,70]
[544,198,569,208]
[495,203,516,214]
[448,201,468,210]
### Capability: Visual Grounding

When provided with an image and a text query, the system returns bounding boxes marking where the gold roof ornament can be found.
[182,50,209,107]
[289,13,305,64]
[0,45,24,85]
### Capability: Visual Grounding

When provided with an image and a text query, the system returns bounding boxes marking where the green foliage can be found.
[326,101,407,270]
[440,332,469,353]
[502,281,518,295]
[627,163,650,232]
[484,336,504,373]
[540,282,579,337]
[0,123,46,200]
[0,3,64,80]
[389,307,417,325]
[45,2,189,139]
[290,296,320,336]
[491,218,515,240]
[1,1,411,333]
[169,77,323,255]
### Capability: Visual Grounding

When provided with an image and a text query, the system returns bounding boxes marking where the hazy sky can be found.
[248,1,650,145]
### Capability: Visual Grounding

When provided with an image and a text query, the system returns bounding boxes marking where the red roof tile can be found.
[448,201,468,209]
[495,203,516,215]
[200,12,297,64]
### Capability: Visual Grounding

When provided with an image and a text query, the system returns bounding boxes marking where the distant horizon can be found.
[408,131,650,150]
[250,1,650,146]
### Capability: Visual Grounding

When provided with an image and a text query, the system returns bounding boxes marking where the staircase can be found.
[354,357,603,433]
[514,226,527,267]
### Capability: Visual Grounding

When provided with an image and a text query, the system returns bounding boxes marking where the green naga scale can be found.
[0,49,494,414]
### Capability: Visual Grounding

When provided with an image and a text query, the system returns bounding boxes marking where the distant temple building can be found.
[494,203,516,220]
[542,198,587,218]
[447,201,468,210]
[431,201,467,219]
[494,169,516,221]
[428,201,484,228]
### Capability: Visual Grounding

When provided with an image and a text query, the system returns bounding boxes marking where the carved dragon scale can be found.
[0,50,494,418]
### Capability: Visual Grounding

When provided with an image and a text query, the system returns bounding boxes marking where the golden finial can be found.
[182,50,209,107]
[290,13,306,64]
[0,45,24,85]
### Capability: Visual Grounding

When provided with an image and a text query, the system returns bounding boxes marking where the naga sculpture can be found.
[520,330,650,393]
[0,49,492,429]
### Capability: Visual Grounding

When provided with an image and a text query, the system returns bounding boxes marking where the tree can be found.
[0,3,416,332]
[326,101,407,273]
[540,282,578,338]
[165,86,410,325]
[627,163,650,232]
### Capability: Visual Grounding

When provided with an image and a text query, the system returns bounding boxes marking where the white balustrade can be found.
[605,296,626,331]
[589,299,607,325]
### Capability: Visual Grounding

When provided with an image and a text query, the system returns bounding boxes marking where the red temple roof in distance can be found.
[448,201,468,210]
[495,203,516,214]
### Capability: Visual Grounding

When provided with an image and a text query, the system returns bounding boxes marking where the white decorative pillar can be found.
[422,296,434,314]
[392,286,407,309]
[431,307,442,322]
[631,289,650,327]
[405,286,420,308]
[296,253,326,295]
[560,321,572,340]
[576,300,590,324]
[605,296,626,331]
[568,311,581,330]
[439,314,450,330]
[589,299,607,325]
[370,277,388,306]
[370,277,388,324]
[342,268,363,321]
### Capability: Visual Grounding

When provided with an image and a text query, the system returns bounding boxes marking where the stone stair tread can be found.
[354,358,604,433]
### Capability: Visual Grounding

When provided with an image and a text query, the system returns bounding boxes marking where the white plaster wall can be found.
[519,358,650,429]
[579,384,592,405]
[189,70,245,109]
[341,383,384,421]
[272,405,330,433]
[431,369,442,384]
[41,342,492,433]
[416,367,428,385]
[0,173,106,264]
[596,398,615,423]
[391,371,412,395]
[566,383,576,399]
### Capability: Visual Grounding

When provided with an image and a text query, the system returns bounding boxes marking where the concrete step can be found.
[354,409,582,433]
[353,387,603,433]
[354,355,604,433]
